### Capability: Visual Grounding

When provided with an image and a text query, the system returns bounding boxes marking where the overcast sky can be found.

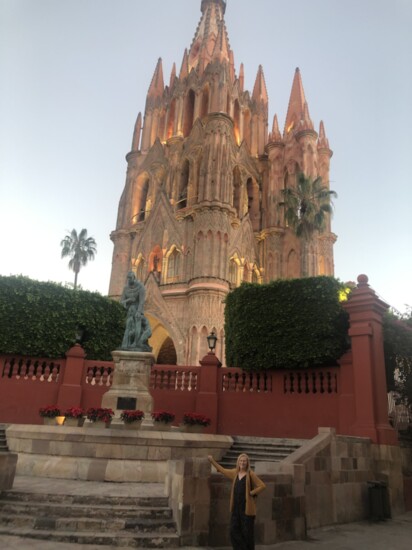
[1,0,411,313]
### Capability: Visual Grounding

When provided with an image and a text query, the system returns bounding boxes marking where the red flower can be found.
[39,405,60,418]
[64,407,85,419]
[182,412,211,426]
[151,410,175,423]
[120,410,145,423]
[86,407,114,423]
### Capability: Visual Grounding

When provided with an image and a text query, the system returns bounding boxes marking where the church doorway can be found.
[147,314,178,365]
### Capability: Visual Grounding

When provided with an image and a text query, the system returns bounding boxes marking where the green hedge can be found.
[0,275,125,360]
[225,276,350,371]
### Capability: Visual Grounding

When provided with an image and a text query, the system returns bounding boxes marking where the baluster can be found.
[43,363,50,382]
[108,368,114,386]
[193,371,198,391]
[326,371,331,393]
[150,368,156,389]
[165,370,172,390]
[334,373,338,393]
[3,360,11,378]
[283,374,288,393]
[51,364,59,382]
[95,368,102,386]
[101,367,109,386]
[290,373,295,393]
[304,372,309,393]
[86,367,94,384]
[27,361,35,379]
[320,371,325,393]
[183,371,190,391]
[255,373,261,392]
[312,372,317,393]
[22,360,29,379]
[297,372,302,393]
[174,370,180,391]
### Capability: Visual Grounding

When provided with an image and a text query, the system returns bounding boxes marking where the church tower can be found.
[109,0,336,365]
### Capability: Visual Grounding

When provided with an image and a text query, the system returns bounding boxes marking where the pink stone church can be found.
[108,0,335,366]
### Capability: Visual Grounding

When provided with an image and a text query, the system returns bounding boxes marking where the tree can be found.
[279,172,337,276]
[60,229,97,290]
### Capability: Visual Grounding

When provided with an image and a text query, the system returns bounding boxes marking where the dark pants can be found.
[230,511,255,550]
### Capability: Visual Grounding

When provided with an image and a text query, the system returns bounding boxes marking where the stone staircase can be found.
[219,435,305,468]
[0,425,8,452]
[0,488,179,548]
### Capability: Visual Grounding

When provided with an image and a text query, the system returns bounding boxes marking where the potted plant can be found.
[86,407,114,428]
[151,410,175,431]
[63,407,85,427]
[120,409,145,430]
[39,405,61,426]
[181,412,211,433]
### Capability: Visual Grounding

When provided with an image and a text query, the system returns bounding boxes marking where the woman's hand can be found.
[207,455,213,462]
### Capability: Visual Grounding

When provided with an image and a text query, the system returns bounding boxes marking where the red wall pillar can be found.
[343,275,398,445]
[56,344,86,411]
[196,352,222,433]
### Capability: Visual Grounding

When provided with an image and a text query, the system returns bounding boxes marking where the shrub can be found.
[0,275,125,360]
[225,276,350,371]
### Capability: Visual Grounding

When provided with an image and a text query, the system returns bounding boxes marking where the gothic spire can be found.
[131,112,142,151]
[179,49,189,79]
[318,120,330,149]
[189,0,231,71]
[284,67,312,135]
[147,58,164,99]
[252,65,268,104]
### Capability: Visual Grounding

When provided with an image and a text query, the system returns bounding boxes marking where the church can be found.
[108,0,335,366]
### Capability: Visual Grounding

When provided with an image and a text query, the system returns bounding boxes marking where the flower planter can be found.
[153,421,172,432]
[91,420,112,429]
[181,424,204,434]
[64,417,85,427]
[42,418,57,426]
[123,420,143,430]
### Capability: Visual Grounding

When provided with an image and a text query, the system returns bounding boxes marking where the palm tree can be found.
[60,229,97,289]
[279,173,337,276]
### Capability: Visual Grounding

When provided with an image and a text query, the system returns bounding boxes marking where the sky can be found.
[1,0,411,313]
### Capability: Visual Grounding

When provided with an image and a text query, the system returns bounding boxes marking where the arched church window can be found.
[149,245,163,283]
[229,259,237,286]
[156,337,177,365]
[233,100,240,145]
[233,166,241,217]
[177,160,189,209]
[167,247,181,282]
[183,89,195,138]
[243,109,251,147]
[167,98,177,139]
[138,178,150,222]
[200,87,209,119]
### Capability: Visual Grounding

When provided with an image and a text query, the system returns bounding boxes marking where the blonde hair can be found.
[236,453,250,470]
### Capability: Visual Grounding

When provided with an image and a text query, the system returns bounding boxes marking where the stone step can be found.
[220,436,304,468]
[0,526,180,548]
[224,447,299,457]
[0,426,8,451]
[1,490,168,507]
[0,500,173,520]
[0,513,177,534]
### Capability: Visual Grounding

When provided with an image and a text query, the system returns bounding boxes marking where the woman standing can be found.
[208,453,266,550]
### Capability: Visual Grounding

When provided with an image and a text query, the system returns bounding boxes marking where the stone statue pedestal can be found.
[101,350,155,424]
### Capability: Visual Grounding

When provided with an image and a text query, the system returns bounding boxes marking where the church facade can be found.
[108,0,336,366]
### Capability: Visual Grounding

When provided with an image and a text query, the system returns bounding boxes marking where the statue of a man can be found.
[120,271,152,352]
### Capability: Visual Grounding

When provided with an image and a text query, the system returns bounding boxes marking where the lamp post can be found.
[206,331,217,354]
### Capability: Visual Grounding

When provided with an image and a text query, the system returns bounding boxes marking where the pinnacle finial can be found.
[201,0,226,14]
